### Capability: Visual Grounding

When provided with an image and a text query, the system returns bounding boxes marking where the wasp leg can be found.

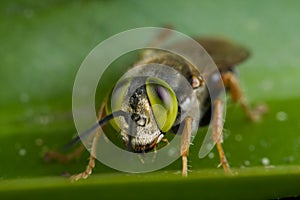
[151,145,157,162]
[212,99,231,173]
[222,72,268,121]
[70,130,101,181]
[161,138,170,145]
[137,154,146,164]
[70,101,108,181]
[148,26,173,47]
[152,138,169,162]
[140,27,173,59]
[44,145,85,163]
[44,101,107,164]
[180,116,193,176]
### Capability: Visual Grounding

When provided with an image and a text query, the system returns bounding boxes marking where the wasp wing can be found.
[195,37,250,70]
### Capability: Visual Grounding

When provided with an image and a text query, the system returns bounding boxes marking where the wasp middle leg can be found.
[222,71,268,122]
[44,145,85,164]
[70,100,108,181]
[212,99,231,173]
[180,116,193,176]
[44,101,107,165]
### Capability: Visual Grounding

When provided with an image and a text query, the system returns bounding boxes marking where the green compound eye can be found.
[146,77,178,132]
[106,78,131,131]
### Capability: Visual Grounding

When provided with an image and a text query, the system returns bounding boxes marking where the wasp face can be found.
[121,86,162,153]
[111,77,178,153]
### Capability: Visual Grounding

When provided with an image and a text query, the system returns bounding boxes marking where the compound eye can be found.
[146,77,178,132]
[107,78,131,131]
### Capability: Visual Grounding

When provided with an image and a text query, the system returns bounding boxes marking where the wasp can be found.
[46,31,267,181]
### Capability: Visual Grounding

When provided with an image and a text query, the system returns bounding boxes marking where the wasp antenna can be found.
[62,110,127,151]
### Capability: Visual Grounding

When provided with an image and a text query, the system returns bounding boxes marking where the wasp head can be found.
[113,77,178,153]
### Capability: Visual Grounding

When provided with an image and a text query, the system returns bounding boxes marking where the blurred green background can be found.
[1,0,300,199]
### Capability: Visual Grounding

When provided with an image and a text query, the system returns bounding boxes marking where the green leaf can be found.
[1,0,300,199]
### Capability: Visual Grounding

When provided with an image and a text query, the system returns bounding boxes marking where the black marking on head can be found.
[129,85,146,110]
[131,113,140,121]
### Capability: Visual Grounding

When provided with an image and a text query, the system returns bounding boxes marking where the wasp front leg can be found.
[70,130,99,181]
[70,101,108,181]
[222,71,268,121]
[44,102,107,165]
[180,116,193,176]
[212,99,231,173]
